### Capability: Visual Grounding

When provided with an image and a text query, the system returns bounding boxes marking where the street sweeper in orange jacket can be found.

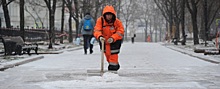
[94,5,124,71]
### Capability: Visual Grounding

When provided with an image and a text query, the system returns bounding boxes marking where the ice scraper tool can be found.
[87,39,105,76]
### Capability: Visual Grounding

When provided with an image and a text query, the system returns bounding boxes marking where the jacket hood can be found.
[84,15,92,20]
[102,5,116,23]
[102,5,116,16]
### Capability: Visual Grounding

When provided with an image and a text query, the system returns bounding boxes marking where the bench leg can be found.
[35,47,38,55]
[15,45,23,55]
[4,50,8,55]
[27,48,31,55]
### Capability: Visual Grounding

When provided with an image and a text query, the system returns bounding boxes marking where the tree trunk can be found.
[154,14,158,42]
[51,0,56,44]
[172,0,180,45]
[60,0,65,44]
[74,0,79,38]
[94,0,100,20]
[0,18,1,28]
[20,0,25,41]
[204,0,208,46]
[67,1,73,43]
[181,0,186,45]
[125,20,128,41]
[2,0,11,28]
[149,19,153,42]
[51,14,55,44]
[159,24,162,42]
[45,0,57,49]
[169,2,173,40]
[117,0,121,19]
[48,7,53,49]
[186,0,200,45]
[68,13,72,43]
[145,20,148,42]
[192,2,199,45]
[174,22,180,45]
[49,13,55,47]
[192,13,199,45]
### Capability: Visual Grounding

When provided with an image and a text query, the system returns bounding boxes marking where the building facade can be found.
[0,1,75,31]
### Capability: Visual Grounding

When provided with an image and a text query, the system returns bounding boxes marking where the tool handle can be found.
[101,39,104,73]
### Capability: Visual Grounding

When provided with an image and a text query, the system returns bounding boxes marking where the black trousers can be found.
[83,35,93,54]
[131,37,134,43]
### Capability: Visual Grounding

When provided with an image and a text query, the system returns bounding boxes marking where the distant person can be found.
[147,35,151,42]
[78,12,95,55]
[94,5,124,71]
[131,33,136,43]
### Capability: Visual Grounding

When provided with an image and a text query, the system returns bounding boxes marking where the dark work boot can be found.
[90,50,93,54]
[90,44,94,54]
[108,64,120,71]
[84,49,87,55]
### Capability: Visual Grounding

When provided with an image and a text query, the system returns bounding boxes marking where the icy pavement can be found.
[163,42,220,63]
[0,42,220,89]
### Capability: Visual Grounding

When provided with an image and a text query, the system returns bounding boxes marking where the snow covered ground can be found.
[0,42,220,89]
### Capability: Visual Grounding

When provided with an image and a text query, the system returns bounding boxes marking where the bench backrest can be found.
[2,36,25,46]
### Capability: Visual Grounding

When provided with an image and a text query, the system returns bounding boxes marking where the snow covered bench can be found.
[1,36,38,55]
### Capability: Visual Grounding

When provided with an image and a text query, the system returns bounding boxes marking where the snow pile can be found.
[36,72,130,89]
[86,72,120,82]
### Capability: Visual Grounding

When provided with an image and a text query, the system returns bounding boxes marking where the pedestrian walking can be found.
[94,5,124,71]
[78,12,95,55]
[131,33,136,44]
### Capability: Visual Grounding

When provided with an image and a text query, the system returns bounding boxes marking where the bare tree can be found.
[137,0,155,42]
[181,0,186,45]
[44,0,57,49]
[200,0,220,46]
[24,6,39,27]
[154,0,173,42]
[20,0,25,41]
[79,0,105,21]
[0,2,1,30]
[153,7,163,42]
[120,0,136,41]
[65,0,74,43]
[73,0,80,39]
[81,0,94,14]
[60,0,65,43]
[2,0,14,28]
[186,0,200,45]
[25,0,46,28]
[137,0,148,42]
[93,0,103,20]
[172,0,182,45]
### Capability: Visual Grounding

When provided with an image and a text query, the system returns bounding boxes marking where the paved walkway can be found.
[0,42,220,89]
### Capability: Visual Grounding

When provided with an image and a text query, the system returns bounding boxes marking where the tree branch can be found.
[6,0,15,5]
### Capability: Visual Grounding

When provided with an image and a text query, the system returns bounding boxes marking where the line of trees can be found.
[1,0,219,47]
[0,0,121,49]
[155,0,220,45]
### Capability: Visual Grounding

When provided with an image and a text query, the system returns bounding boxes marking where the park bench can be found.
[1,36,38,55]
[172,35,188,45]
[172,38,185,45]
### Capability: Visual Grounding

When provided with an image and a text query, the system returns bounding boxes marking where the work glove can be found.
[99,36,105,41]
[107,38,114,43]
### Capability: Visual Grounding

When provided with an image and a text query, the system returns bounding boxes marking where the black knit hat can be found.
[85,12,90,15]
